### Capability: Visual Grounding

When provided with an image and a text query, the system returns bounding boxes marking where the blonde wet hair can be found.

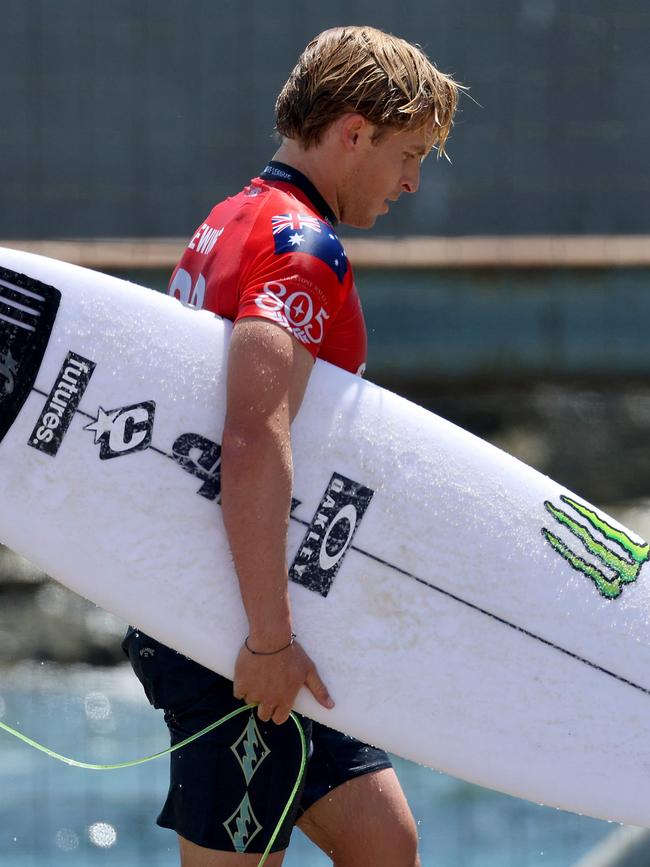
[276,25,461,156]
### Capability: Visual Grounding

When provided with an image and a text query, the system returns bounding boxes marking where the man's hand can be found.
[233,638,334,724]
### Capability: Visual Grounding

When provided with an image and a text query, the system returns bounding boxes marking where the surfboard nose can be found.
[0,264,61,444]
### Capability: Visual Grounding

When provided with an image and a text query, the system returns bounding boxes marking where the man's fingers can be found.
[306,667,335,709]
[232,679,248,702]
[256,702,274,722]
[271,704,292,725]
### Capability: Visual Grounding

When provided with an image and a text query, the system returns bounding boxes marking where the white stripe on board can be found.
[0,277,45,302]
[0,295,40,317]
[0,311,35,332]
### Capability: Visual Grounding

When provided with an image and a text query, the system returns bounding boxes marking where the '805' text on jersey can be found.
[168,161,367,376]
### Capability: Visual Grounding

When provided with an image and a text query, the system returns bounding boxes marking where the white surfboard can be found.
[1,245,649,827]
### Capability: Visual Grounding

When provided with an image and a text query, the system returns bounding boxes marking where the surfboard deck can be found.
[1,245,649,826]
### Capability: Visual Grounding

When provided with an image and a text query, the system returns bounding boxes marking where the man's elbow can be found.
[221,419,285,469]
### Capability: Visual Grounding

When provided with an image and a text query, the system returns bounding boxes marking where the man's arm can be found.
[220,317,334,724]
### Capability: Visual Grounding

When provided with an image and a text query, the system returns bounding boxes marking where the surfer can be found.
[124,25,459,866]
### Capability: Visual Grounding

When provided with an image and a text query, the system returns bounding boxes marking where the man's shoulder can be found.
[246,185,350,286]
[253,180,320,217]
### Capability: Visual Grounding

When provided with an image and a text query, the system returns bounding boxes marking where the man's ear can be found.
[338,113,371,152]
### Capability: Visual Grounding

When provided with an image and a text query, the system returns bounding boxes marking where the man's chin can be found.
[339,206,378,229]
[348,214,377,230]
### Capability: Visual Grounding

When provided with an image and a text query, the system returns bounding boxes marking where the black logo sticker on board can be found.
[28,351,96,456]
[172,432,222,500]
[0,350,17,395]
[169,432,302,511]
[0,267,61,445]
[83,401,156,459]
[289,473,374,597]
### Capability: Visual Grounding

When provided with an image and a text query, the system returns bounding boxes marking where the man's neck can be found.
[271,140,341,223]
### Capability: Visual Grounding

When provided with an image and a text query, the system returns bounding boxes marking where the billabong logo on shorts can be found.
[542,495,649,599]
[28,351,95,456]
[83,401,156,459]
[223,714,269,853]
[224,792,262,854]
[230,713,270,785]
[290,472,374,597]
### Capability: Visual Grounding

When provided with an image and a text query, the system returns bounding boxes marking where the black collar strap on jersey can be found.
[260,161,338,227]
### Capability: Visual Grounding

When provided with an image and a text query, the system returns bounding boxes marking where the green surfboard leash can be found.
[0,704,307,867]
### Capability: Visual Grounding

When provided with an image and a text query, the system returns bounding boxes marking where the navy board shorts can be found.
[122,628,392,855]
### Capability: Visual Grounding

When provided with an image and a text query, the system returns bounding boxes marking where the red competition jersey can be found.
[168,161,367,376]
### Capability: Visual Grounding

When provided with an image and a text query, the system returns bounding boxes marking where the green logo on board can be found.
[542,495,649,599]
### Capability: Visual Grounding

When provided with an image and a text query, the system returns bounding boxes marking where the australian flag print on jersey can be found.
[271,213,349,284]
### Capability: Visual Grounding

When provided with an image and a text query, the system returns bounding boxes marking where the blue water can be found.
[0,663,613,867]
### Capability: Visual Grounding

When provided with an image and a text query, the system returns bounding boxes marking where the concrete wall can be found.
[2,0,649,239]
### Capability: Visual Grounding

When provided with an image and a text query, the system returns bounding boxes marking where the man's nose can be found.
[401,165,421,194]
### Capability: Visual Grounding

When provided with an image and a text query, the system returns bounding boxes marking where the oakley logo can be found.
[290,473,374,597]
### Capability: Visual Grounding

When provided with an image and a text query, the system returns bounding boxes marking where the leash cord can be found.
[0,704,307,867]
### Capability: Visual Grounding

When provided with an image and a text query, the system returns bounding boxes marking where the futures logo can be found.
[84,401,156,459]
[29,351,96,456]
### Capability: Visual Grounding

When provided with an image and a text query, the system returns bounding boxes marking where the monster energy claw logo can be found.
[542,495,649,599]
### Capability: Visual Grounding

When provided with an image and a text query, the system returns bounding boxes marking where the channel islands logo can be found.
[542,495,649,599]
